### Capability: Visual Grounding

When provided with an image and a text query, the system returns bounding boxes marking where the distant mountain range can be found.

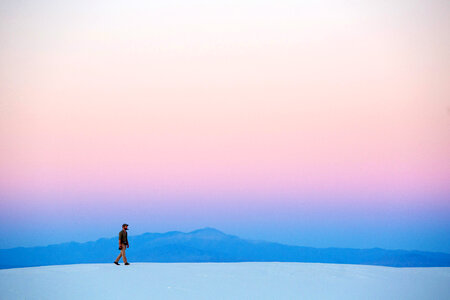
[1,227,449,269]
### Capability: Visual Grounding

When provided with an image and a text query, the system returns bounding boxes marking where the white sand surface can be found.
[1,262,449,299]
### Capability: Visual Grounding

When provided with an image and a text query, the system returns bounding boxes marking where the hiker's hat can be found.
[122,223,129,227]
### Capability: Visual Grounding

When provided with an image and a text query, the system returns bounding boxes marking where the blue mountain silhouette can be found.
[1,227,449,269]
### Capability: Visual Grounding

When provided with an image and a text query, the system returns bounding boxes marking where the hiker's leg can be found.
[122,247,127,263]
[115,251,122,263]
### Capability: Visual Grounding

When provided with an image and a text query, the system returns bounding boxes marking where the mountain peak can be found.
[189,227,226,236]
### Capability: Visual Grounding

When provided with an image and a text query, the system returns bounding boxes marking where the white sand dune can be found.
[1,262,449,299]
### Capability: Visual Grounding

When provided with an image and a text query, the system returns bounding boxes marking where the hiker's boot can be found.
[124,262,130,265]
[114,262,120,265]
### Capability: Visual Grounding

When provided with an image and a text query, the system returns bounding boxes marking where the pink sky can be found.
[0,0,449,251]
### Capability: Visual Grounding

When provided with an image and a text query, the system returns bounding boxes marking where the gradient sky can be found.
[1,0,449,252]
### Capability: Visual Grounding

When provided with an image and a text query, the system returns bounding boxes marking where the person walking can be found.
[114,223,130,265]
